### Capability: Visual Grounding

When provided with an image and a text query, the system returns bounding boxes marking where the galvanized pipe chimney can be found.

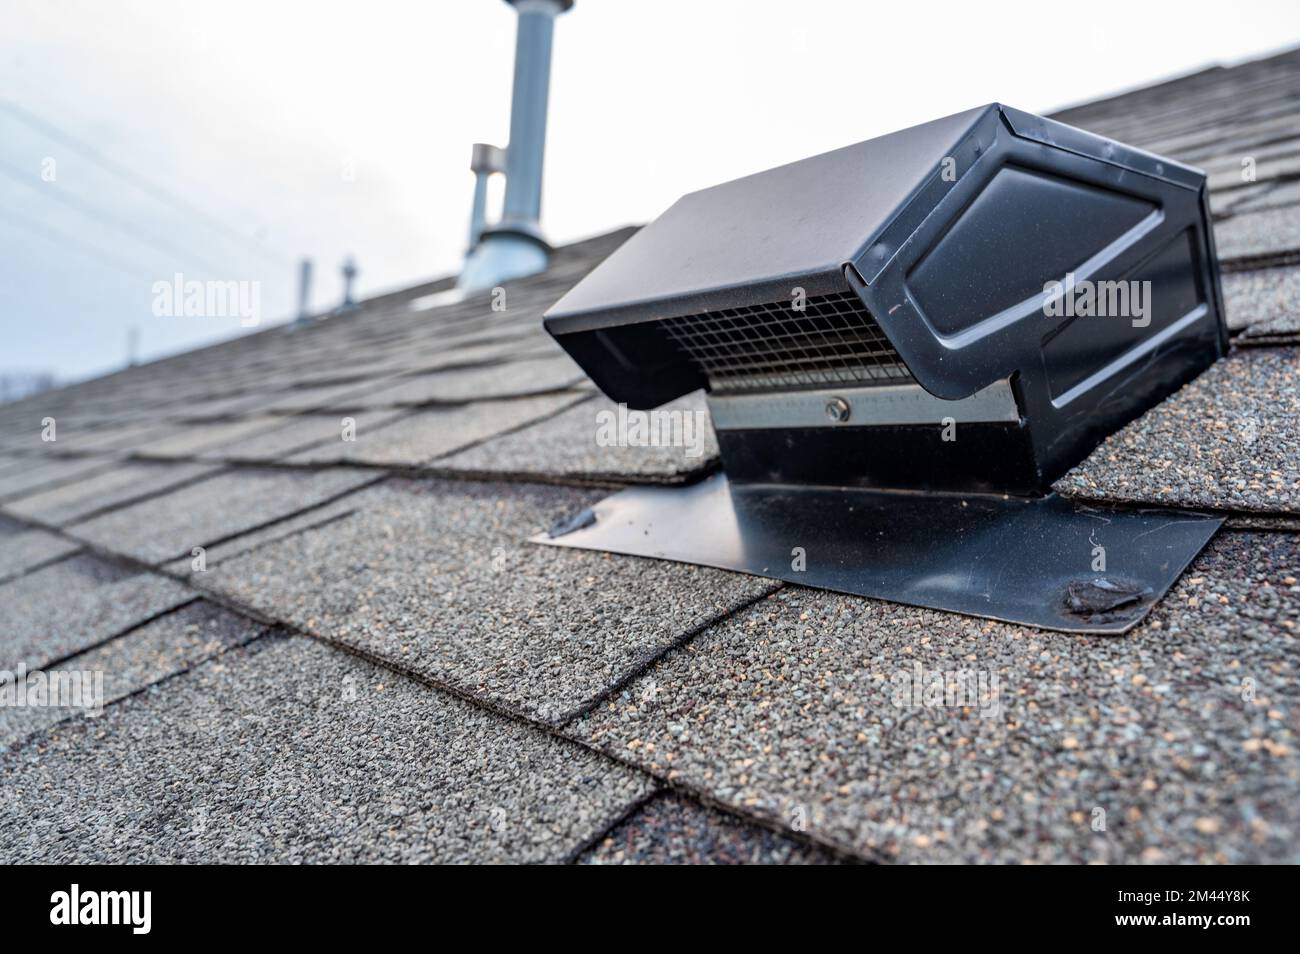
[295,258,313,324]
[499,0,563,236]
[458,0,573,291]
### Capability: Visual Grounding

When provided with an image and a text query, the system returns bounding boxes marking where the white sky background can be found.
[3,0,1299,382]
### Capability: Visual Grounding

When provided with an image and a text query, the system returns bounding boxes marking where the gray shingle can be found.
[198,478,777,724]
[1214,204,1300,262]
[39,420,183,456]
[171,389,289,421]
[195,411,407,462]
[68,468,380,564]
[0,456,116,503]
[1207,152,1300,193]
[0,635,654,863]
[1055,348,1299,513]
[0,517,80,581]
[569,532,1299,863]
[2,460,221,526]
[131,418,294,458]
[0,553,194,671]
[347,355,588,408]
[162,495,362,575]
[285,393,585,467]
[1232,176,1300,216]
[0,600,264,749]
[438,392,718,484]
[579,792,845,864]
[1222,264,1300,333]
[257,377,402,414]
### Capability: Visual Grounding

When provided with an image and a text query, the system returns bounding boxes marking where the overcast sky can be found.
[4,0,1299,383]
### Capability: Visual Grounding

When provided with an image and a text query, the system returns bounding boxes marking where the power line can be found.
[0,99,291,267]
[0,158,236,275]
[0,207,157,284]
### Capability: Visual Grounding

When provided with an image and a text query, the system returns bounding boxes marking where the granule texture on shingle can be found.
[414,336,566,369]
[1054,348,1300,513]
[0,600,264,749]
[348,355,588,407]
[0,517,79,581]
[1233,177,1300,216]
[257,377,402,413]
[1222,264,1300,333]
[39,420,184,456]
[285,392,585,466]
[195,410,407,462]
[1214,204,1300,261]
[1240,329,1300,346]
[0,455,115,503]
[0,553,194,671]
[0,635,655,863]
[130,417,294,458]
[161,496,361,575]
[199,478,777,724]
[5,421,178,460]
[1222,265,1300,332]
[68,467,380,564]
[170,389,287,420]
[2,460,221,525]
[438,392,719,483]
[569,531,1299,863]
[579,792,845,865]
[1207,152,1300,193]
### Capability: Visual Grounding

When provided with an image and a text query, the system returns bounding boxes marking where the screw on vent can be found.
[824,397,851,423]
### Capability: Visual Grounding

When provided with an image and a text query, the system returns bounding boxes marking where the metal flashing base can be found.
[534,474,1222,634]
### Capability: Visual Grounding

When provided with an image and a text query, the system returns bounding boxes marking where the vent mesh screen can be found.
[660,291,912,393]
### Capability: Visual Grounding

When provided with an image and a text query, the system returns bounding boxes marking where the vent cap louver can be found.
[661,289,912,394]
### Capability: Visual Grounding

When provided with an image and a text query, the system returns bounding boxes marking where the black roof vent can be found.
[537,105,1228,633]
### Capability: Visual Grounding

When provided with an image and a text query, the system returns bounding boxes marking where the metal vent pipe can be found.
[458,0,573,291]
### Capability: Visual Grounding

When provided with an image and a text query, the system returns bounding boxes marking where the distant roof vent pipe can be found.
[293,258,313,326]
[458,0,573,292]
[336,256,359,312]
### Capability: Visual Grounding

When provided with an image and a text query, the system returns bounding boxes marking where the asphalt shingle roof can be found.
[68,467,380,565]
[194,477,777,725]
[0,599,266,750]
[571,532,1299,863]
[2,554,194,671]
[437,392,718,484]
[2,52,1299,863]
[282,392,586,467]
[1054,349,1300,514]
[0,635,653,863]
[0,515,79,582]
[579,791,847,864]
[3,460,222,526]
